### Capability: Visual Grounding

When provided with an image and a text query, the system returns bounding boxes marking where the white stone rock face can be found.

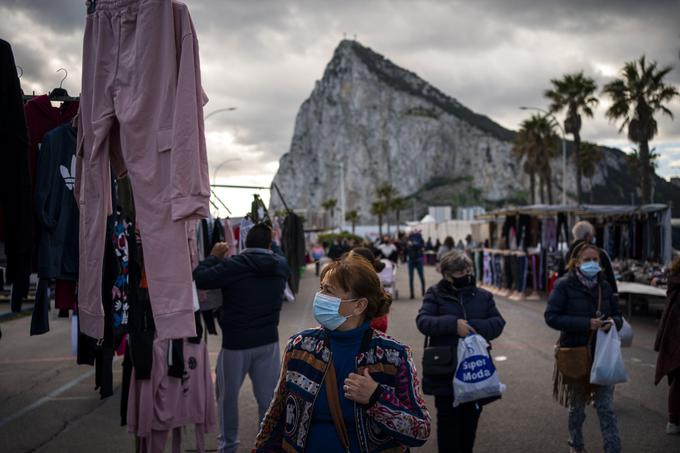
[270,40,630,218]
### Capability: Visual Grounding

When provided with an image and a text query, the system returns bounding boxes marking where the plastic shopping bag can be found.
[590,326,629,386]
[619,318,634,348]
[453,334,506,407]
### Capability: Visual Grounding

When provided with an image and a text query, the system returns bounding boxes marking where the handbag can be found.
[422,336,456,376]
[554,286,602,381]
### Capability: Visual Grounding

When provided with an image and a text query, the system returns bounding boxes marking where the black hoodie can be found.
[193,248,291,349]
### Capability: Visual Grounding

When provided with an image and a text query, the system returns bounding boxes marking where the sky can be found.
[2,0,679,216]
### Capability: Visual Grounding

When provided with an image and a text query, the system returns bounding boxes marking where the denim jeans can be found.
[408,258,425,298]
[568,385,621,453]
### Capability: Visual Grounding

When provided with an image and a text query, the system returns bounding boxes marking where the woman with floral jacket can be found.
[254,254,431,452]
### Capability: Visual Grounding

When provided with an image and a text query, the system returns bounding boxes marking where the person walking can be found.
[545,242,622,453]
[655,255,680,435]
[254,254,431,452]
[406,230,426,299]
[193,224,291,453]
[437,236,455,262]
[416,250,505,453]
[311,243,325,276]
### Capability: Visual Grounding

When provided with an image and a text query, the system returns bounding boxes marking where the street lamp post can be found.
[520,106,568,205]
[327,162,346,231]
[212,158,242,183]
[205,107,237,121]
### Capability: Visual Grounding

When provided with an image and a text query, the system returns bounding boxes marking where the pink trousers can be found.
[76,0,210,340]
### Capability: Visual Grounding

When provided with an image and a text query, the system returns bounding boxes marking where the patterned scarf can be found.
[574,269,598,289]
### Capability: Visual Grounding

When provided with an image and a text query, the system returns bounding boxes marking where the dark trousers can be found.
[315,261,320,276]
[670,370,680,425]
[408,258,425,298]
[434,395,482,453]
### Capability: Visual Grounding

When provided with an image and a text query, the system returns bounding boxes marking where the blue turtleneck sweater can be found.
[305,322,370,453]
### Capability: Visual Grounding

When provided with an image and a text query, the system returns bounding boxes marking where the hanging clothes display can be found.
[281,212,305,293]
[76,0,210,340]
[0,39,33,313]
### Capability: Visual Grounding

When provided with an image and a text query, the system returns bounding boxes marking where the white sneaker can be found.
[667,422,680,435]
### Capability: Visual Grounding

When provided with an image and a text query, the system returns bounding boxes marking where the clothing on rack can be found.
[0,39,33,312]
[76,0,210,341]
[281,212,305,294]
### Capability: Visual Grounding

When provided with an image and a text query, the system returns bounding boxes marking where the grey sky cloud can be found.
[1,0,679,214]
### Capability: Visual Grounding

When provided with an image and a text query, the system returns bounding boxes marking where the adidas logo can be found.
[60,155,76,191]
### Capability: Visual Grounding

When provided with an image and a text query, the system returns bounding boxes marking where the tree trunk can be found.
[639,139,652,204]
[539,175,546,204]
[546,168,553,205]
[352,221,356,234]
[378,214,383,237]
[396,210,400,235]
[574,132,582,204]
[529,172,536,204]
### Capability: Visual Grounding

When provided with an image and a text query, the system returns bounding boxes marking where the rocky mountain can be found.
[271,40,678,222]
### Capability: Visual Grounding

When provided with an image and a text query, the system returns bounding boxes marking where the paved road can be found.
[0,264,678,452]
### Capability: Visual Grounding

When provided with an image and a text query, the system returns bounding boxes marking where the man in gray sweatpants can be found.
[193,224,291,453]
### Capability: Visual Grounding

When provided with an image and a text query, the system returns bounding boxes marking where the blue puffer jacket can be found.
[416,279,505,396]
[545,271,622,350]
[254,327,431,452]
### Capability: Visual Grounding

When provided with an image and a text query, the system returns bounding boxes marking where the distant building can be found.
[428,206,452,223]
[457,206,486,221]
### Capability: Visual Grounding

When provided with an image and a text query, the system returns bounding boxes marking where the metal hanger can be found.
[50,68,69,99]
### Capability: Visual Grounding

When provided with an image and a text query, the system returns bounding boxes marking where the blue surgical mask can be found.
[579,261,601,279]
[313,292,357,330]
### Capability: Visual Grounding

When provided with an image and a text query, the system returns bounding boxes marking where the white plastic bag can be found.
[619,318,634,348]
[453,334,506,407]
[590,326,629,386]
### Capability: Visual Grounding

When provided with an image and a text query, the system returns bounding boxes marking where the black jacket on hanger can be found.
[0,39,33,312]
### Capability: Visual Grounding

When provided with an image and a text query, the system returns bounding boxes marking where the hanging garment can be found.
[223,218,236,257]
[127,338,216,450]
[239,217,254,252]
[0,39,33,312]
[35,124,80,280]
[76,0,210,340]
[281,212,306,293]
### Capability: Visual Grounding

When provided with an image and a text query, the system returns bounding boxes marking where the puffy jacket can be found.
[544,272,622,350]
[254,327,431,452]
[416,279,505,396]
[193,248,291,350]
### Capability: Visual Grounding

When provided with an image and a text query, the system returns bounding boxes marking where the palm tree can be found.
[370,201,388,237]
[579,141,604,203]
[602,56,678,204]
[345,210,360,234]
[514,114,559,204]
[321,198,337,227]
[391,197,408,234]
[513,126,538,204]
[375,183,397,234]
[626,146,660,202]
[544,71,599,204]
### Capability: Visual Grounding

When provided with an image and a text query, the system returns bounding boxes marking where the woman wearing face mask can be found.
[254,254,431,452]
[416,250,506,453]
[545,242,623,453]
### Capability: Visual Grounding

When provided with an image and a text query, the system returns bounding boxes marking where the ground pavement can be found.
[0,264,678,452]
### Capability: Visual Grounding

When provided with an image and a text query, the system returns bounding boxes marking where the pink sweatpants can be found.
[76,0,210,340]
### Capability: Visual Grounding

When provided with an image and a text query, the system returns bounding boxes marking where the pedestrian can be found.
[655,255,680,435]
[406,230,426,299]
[416,250,505,453]
[545,242,622,453]
[311,243,325,276]
[437,236,455,262]
[254,254,431,452]
[328,239,343,261]
[349,247,390,333]
[193,223,291,453]
[464,234,476,250]
[377,236,398,262]
[435,238,442,253]
[563,221,618,293]
[456,239,465,250]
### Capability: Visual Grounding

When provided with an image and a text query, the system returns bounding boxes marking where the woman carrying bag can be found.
[655,255,680,435]
[254,254,431,452]
[545,242,623,453]
[416,251,505,453]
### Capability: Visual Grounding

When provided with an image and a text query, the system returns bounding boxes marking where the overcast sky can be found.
[2,0,679,216]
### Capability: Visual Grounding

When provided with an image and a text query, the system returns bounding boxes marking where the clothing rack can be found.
[210,189,232,215]
[210,182,292,214]
[23,93,80,102]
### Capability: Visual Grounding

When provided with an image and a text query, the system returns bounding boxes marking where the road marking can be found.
[0,355,120,429]
[0,356,76,365]
[495,356,508,362]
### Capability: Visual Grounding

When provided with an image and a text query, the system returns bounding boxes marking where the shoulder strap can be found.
[325,360,350,452]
